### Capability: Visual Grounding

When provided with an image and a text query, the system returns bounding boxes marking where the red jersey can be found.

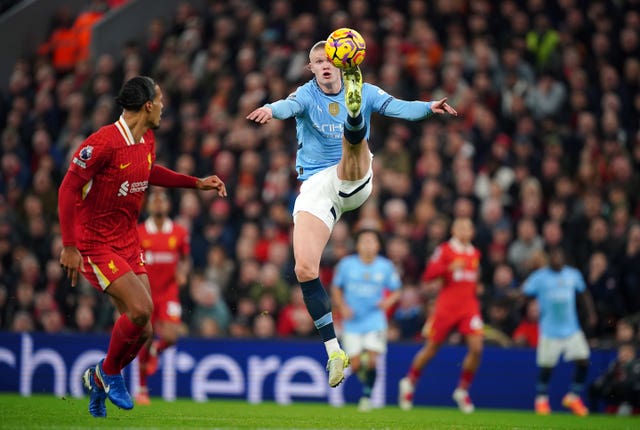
[422,238,481,312]
[67,116,155,251]
[137,218,189,301]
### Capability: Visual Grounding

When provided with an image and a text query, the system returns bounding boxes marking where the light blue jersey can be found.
[267,79,433,180]
[523,266,586,338]
[332,254,401,334]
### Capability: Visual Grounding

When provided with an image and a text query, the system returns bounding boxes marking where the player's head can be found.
[547,246,565,271]
[147,188,170,218]
[115,76,163,129]
[355,228,382,260]
[451,217,474,244]
[307,41,340,88]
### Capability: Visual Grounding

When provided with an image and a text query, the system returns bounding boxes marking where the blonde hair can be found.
[309,41,326,60]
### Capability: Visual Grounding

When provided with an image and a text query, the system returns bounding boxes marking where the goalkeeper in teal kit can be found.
[247,39,457,388]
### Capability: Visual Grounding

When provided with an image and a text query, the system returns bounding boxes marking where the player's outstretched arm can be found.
[149,165,226,197]
[196,175,227,197]
[375,93,457,121]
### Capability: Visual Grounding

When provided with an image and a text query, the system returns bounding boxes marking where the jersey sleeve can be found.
[68,131,112,181]
[573,268,586,293]
[366,84,433,120]
[386,261,402,291]
[422,244,448,281]
[523,271,539,297]
[267,88,305,119]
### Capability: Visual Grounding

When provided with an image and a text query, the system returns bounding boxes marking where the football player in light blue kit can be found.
[247,39,456,387]
[331,229,401,411]
[523,246,597,416]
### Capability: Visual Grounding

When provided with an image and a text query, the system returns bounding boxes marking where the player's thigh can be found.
[563,331,590,361]
[425,313,457,344]
[292,212,331,271]
[362,330,387,354]
[335,164,373,213]
[342,332,365,357]
[536,336,563,367]
[293,167,337,231]
[82,250,134,292]
[458,312,484,339]
[154,300,183,341]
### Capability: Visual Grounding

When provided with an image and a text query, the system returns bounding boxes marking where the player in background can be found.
[247,39,456,387]
[399,217,483,413]
[331,229,401,412]
[58,76,227,418]
[135,189,191,405]
[522,246,597,416]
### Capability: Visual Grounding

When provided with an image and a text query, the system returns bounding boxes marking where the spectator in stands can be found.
[589,343,640,415]
[512,299,539,348]
[508,217,544,279]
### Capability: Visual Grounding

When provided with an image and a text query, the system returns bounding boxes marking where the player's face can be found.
[452,218,474,243]
[356,232,380,259]
[549,249,564,270]
[308,49,340,88]
[148,85,164,129]
[147,191,170,217]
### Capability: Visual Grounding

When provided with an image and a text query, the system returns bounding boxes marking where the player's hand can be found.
[246,106,273,124]
[448,259,465,272]
[60,246,84,287]
[339,304,353,321]
[430,98,457,116]
[196,175,227,197]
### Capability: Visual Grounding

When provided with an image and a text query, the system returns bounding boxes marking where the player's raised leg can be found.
[293,212,348,387]
[338,66,371,183]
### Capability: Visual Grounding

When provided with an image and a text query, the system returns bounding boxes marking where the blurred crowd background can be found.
[1,0,640,351]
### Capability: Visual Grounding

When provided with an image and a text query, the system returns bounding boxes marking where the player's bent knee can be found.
[294,263,319,282]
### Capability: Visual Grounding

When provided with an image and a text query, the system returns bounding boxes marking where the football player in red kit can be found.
[135,189,190,405]
[58,76,227,418]
[398,217,483,413]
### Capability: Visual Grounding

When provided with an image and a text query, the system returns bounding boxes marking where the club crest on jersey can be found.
[79,146,93,161]
[328,102,340,116]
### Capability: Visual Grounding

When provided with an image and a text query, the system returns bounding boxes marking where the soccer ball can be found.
[325,28,366,69]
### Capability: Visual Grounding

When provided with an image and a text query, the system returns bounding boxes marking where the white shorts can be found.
[293,160,373,231]
[342,330,387,357]
[536,331,590,367]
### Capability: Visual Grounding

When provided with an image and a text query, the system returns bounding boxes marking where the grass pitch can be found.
[0,393,637,430]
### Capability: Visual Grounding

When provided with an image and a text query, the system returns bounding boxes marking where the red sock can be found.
[155,339,172,355]
[138,343,150,387]
[408,366,422,384]
[119,332,149,370]
[102,314,145,375]
[138,364,148,389]
[458,369,475,390]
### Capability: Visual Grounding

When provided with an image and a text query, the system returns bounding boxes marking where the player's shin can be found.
[570,361,589,394]
[300,278,338,348]
[103,314,146,374]
[363,368,377,397]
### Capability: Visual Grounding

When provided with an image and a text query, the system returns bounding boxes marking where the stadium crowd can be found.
[1,0,640,352]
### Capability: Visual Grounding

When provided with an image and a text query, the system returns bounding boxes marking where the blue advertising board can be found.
[0,332,615,410]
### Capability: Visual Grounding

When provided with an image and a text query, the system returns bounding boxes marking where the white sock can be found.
[324,338,341,356]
